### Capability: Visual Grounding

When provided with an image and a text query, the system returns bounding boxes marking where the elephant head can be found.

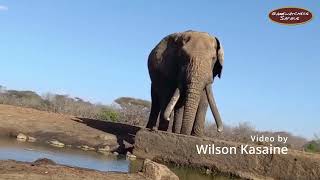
[163,31,224,134]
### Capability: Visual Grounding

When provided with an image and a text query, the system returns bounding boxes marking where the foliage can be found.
[304,140,320,153]
[0,87,117,121]
[0,89,43,109]
[304,134,320,153]
[115,97,151,108]
[0,85,313,151]
[0,85,150,125]
[98,108,119,122]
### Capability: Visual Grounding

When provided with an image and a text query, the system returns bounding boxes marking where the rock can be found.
[49,140,65,148]
[98,144,119,153]
[27,136,36,142]
[98,134,117,141]
[126,152,137,160]
[127,154,137,160]
[123,140,133,149]
[80,145,95,151]
[98,145,111,152]
[99,151,111,155]
[17,133,27,142]
[142,159,179,180]
[33,158,56,165]
[98,145,121,156]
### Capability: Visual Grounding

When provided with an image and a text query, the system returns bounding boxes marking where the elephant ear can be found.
[214,37,224,78]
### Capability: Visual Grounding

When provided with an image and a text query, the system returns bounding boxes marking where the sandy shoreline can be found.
[0,104,140,154]
[0,159,146,180]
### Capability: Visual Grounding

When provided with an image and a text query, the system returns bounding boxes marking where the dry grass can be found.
[0,85,315,151]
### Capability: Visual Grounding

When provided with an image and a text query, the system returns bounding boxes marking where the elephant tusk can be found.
[164,88,180,121]
[205,84,223,132]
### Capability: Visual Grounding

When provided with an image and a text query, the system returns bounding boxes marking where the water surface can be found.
[0,138,129,172]
[0,138,235,179]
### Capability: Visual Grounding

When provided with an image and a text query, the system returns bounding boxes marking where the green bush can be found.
[304,140,320,153]
[98,108,119,122]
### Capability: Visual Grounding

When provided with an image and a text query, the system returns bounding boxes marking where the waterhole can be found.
[0,138,235,180]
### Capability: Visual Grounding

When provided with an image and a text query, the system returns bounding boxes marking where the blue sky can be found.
[0,1,319,138]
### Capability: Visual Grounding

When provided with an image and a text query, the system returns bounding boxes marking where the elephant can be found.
[146,30,224,136]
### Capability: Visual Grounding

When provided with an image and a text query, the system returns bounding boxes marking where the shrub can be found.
[0,90,44,109]
[304,134,320,153]
[98,108,119,122]
[0,85,311,151]
[304,141,320,153]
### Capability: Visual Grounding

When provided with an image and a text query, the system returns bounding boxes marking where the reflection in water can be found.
[0,138,234,179]
[129,159,237,180]
[128,158,144,173]
[168,165,240,180]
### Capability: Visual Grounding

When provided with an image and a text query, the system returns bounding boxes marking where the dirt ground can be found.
[0,104,141,153]
[0,159,146,180]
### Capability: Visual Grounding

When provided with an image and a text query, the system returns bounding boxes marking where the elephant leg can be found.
[158,109,170,131]
[146,85,160,129]
[158,86,174,131]
[192,89,208,137]
[159,117,170,131]
[172,105,184,133]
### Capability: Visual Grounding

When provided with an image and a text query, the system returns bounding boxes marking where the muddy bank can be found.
[0,104,140,154]
[133,129,320,180]
[0,159,146,180]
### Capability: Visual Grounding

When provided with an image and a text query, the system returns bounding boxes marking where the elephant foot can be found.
[158,120,169,131]
[191,129,204,137]
[191,133,204,137]
[147,126,157,132]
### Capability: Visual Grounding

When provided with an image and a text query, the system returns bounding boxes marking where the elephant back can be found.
[148,33,181,82]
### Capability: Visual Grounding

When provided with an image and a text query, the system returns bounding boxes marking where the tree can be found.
[115,97,151,109]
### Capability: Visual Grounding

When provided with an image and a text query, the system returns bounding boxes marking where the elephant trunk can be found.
[180,83,202,135]
[205,84,223,132]
[180,55,211,135]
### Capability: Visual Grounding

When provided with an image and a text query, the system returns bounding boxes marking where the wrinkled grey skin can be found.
[146,31,224,136]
